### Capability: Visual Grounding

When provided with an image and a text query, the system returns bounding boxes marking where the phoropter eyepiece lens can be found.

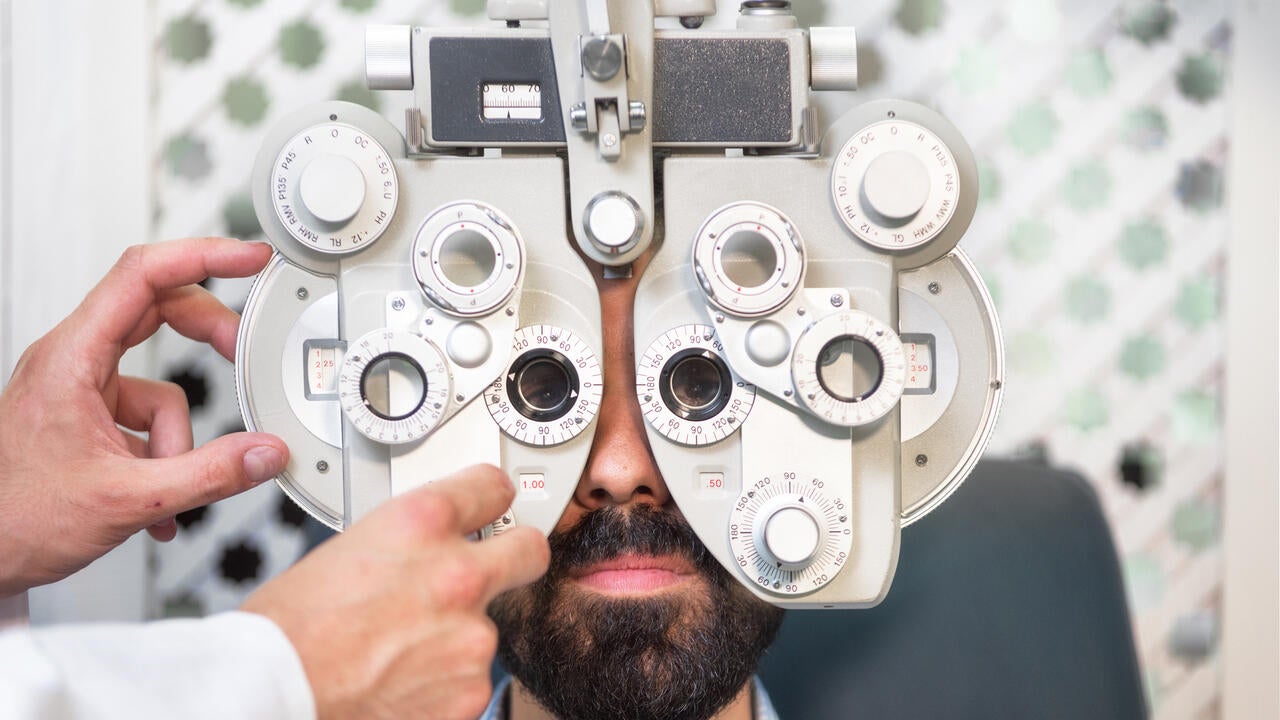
[817,336,883,403]
[508,349,579,422]
[670,356,724,412]
[660,349,734,422]
[360,352,428,421]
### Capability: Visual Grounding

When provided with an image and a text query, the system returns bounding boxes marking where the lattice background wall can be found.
[149,1,1229,716]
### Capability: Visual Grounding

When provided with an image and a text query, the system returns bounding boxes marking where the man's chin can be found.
[489,505,785,720]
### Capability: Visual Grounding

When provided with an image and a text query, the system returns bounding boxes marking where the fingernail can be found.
[243,446,285,485]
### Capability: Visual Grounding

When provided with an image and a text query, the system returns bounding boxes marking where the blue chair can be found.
[758,459,1148,719]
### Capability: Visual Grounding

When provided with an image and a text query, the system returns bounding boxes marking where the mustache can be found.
[545,505,721,580]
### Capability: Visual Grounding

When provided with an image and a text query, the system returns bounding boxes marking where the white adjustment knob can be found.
[299,155,366,225]
[486,0,548,21]
[584,192,643,252]
[366,25,413,91]
[763,506,821,567]
[862,150,930,222]
[730,479,852,596]
[809,27,859,91]
[654,0,716,19]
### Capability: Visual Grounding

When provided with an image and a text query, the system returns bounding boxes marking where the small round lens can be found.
[517,357,572,413]
[438,228,497,287]
[817,337,883,403]
[507,350,579,422]
[361,352,427,420]
[720,229,778,289]
[670,356,724,412]
[660,349,733,422]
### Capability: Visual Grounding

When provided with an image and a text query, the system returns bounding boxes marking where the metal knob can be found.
[809,26,859,91]
[366,25,414,91]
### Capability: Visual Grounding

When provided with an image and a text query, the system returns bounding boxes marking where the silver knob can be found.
[366,25,414,91]
[584,191,644,254]
[582,36,624,82]
[809,27,859,91]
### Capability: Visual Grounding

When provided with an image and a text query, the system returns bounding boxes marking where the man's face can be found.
[489,252,785,720]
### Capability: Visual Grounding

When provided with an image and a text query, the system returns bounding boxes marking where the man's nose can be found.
[572,271,671,510]
[574,379,671,509]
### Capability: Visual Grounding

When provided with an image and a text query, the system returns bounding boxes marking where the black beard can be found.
[489,505,785,720]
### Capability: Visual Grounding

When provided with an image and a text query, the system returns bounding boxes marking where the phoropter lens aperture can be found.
[816,336,883,403]
[660,349,734,422]
[437,227,498,288]
[360,352,428,421]
[507,349,579,422]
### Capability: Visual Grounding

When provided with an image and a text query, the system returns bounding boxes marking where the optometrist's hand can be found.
[244,465,550,720]
[0,238,289,597]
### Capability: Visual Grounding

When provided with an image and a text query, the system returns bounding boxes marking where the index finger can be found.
[470,525,551,602]
[70,238,272,356]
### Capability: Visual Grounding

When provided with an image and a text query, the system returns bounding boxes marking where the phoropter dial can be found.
[476,509,517,540]
[486,325,603,446]
[831,119,960,251]
[729,474,853,596]
[339,329,451,444]
[271,122,398,255]
[692,203,804,318]
[792,310,906,427]
[412,201,524,317]
[637,324,756,446]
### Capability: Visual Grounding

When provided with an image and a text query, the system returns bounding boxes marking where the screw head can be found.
[296,287,309,300]
[915,454,929,467]
[830,294,844,307]
[928,282,942,295]
[316,460,330,473]
[391,297,406,311]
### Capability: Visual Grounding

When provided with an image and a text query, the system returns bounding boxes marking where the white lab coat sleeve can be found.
[0,611,315,720]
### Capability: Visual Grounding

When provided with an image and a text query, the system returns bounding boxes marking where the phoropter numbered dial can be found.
[831,119,960,251]
[637,324,756,446]
[792,310,906,427]
[729,473,853,596]
[485,325,602,446]
[271,122,398,255]
[339,329,450,444]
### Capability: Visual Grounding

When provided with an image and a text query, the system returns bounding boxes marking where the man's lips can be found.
[567,553,698,595]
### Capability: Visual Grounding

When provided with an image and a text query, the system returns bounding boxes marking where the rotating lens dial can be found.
[486,325,602,446]
[831,120,960,251]
[339,329,450,444]
[792,310,906,427]
[692,203,804,318]
[271,122,398,255]
[637,324,756,446]
[476,509,517,540]
[729,473,853,596]
[413,202,524,317]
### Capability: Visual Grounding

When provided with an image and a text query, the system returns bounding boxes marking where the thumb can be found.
[125,432,289,527]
